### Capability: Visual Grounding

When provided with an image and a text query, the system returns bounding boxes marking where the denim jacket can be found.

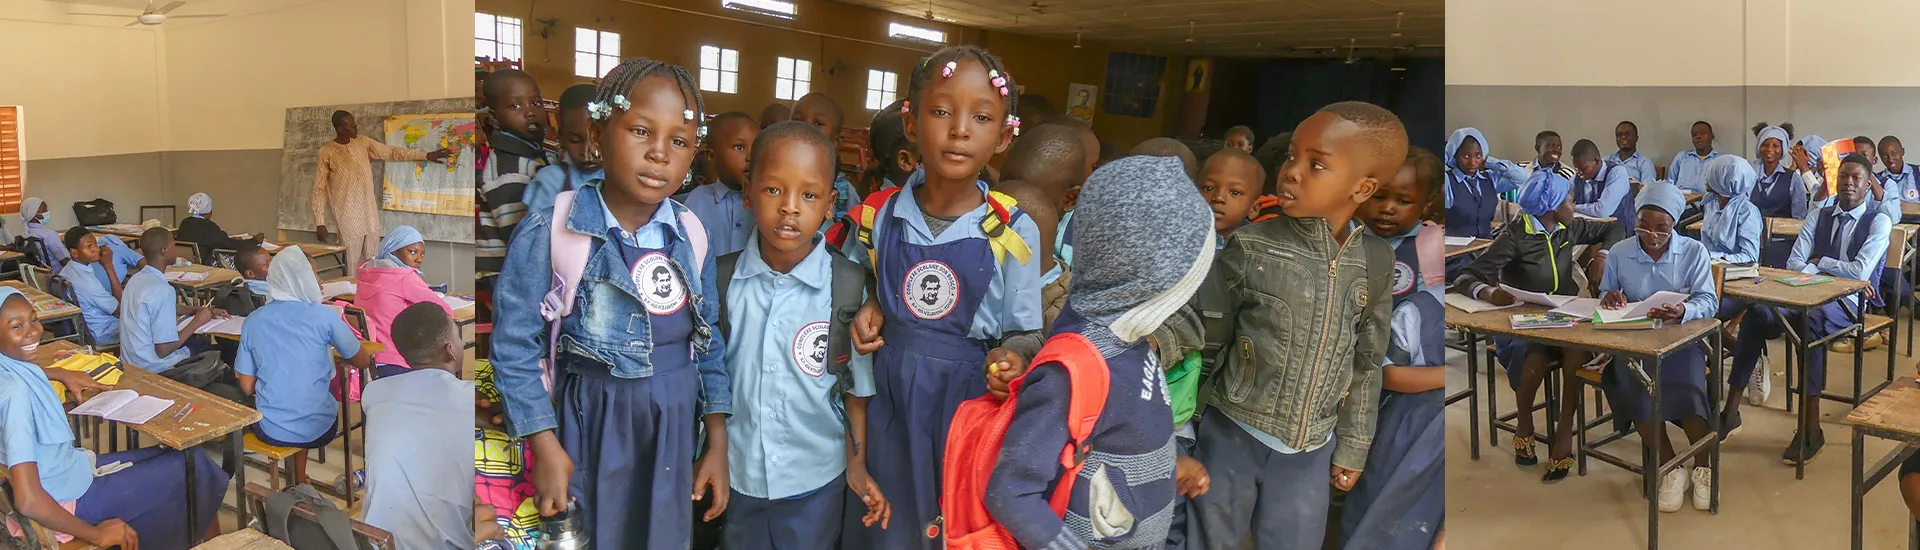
[1208,216,1392,470]
[489,185,730,439]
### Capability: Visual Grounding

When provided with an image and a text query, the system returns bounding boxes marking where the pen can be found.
[171,403,191,422]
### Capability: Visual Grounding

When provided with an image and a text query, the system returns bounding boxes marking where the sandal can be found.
[1514,433,1538,467]
[1541,456,1574,483]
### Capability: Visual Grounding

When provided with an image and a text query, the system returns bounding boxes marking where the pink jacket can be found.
[355,262,451,368]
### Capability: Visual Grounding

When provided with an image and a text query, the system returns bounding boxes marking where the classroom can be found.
[1445,0,1920,548]
[0,0,478,548]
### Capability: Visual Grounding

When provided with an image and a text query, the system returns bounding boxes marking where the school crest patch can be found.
[1391,261,1417,296]
[631,252,687,315]
[1906,185,1918,202]
[904,260,959,320]
[792,321,831,377]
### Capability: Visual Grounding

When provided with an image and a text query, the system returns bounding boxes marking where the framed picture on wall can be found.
[1186,59,1210,93]
[1067,83,1097,127]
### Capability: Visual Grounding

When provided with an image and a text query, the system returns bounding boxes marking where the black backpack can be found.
[713,245,866,426]
[71,199,115,227]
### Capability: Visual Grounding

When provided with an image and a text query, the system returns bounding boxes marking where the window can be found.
[474,13,522,62]
[1102,52,1169,118]
[865,70,898,110]
[699,46,740,94]
[888,22,945,44]
[0,107,20,215]
[720,0,795,19]
[574,28,621,79]
[775,57,812,101]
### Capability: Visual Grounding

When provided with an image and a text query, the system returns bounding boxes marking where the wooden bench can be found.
[243,433,304,490]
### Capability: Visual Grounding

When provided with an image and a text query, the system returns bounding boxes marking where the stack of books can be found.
[1510,312,1576,330]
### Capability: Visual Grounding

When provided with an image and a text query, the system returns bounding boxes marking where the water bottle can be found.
[538,501,590,550]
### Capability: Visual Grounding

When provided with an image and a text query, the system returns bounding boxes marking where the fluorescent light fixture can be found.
[722,0,795,19]
[889,22,945,45]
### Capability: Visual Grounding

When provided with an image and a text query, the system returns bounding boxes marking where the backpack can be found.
[71,199,115,227]
[1250,194,1282,224]
[941,332,1110,548]
[713,245,865,429]
[538,190,708,390]
[261,484,359,550]
[825,186,1033,269]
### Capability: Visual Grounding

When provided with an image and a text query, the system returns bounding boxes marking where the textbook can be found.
[68,389,174,425]
[1777,274,1835,287]
[1511,312,1576,330]
[1446,293,1516,314]
[1723,264,1760,281]
[1596,291,1689,324]
[1499,284,1578,307]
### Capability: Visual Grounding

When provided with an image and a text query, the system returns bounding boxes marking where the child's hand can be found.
[191,307,213,325]
[1648,304,1685,321]
[1175,455,1210,498]
[474,397,505,430]
[51,370,107,403]
[528,432,574,517]
[984,347,1028,399]
[1330,465,1361,491]
[692,451,729,521]
[90,519,138,550]
[852,300,885,354]
[847,463,892,529]
[1599,290,1627,309]
[1791,144,1812,171]
[473,504,506,543]
[1481,288,1516,307]
[212,308,231,320]
[98,245,113,262]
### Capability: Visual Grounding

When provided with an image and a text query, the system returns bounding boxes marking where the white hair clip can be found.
[941,60,957,78]
[586,100,612,121]
[684,109,697,122]
[611,94,631,112]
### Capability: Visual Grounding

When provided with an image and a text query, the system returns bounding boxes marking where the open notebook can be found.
[69,389,174,425]
[175,315,246,336]
[163,270,209,283]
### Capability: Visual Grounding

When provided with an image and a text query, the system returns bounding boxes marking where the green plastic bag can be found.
[1166,350,1202,425]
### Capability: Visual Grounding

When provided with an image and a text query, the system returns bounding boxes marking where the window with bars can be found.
[865,70,898,110]
[775,57,812,101]
[0,107,21,215]
[700,46,740,94]
[475,13,522,62]
[574,28,622,79]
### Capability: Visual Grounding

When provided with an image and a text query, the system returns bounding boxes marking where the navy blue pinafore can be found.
[1339,234,1446,550]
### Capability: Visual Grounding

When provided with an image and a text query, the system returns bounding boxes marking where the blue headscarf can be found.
[0,287,76,448]
[1516,169,1571,216]
[1799,135,1829,172]
[1753,125,1790,173]
[1635,180,1687,221]
[1703,155,1758,247]
[375,226,424,266]
[1445,128,1489,172]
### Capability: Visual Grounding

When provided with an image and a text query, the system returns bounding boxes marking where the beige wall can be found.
[0,15,166,160]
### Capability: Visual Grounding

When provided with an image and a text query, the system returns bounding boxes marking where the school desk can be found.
[1446,238,1493,259]
[1904,202,1920,222]
[165,264,241,304]
[194,527,295,550]
[1446,302,1722,550]
[1843,376,1920,550]
[1,280,84,345]
[263,241,349,276]
[86,224,170,239]
[1723,266,1885,480]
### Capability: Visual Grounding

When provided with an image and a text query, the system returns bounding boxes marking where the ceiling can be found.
[834,0,1443,58]
[18,0,314,29]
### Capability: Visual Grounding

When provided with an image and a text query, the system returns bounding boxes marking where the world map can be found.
[381,113,477,216]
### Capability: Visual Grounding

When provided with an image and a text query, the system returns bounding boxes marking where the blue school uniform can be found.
[1732,202,1889,394]
[1879,164,1920,205]
[1668,149,1722,193]
[1609,150,1658,187]
[684,182,755,259]
[361,368,476,550]
[523,162,602,216]
[21,221,67,267]
[488,183,728,550]
[1752,160,1807,266]
[1597,236,1717,426]
[1056,210,1075,266]
[119,266,191,373]
[1574,163,1634,231]
[1442,129,1528,240]
[235,300,361,446]
[57,261,119,345]
[720,236,875,550]
[837,170,1042,549]
[1812,193,1908,305]
[89,235,141,289]
[832,173,861,222]
[1339,226,1445,550]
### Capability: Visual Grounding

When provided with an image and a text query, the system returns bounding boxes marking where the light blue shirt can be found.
[1573,164,1633,220]
[1701,197,1763,265]
[1608,150,1658,186]
[90,235,140,289]
[523,163,602,215]
[235,300,361,443]
[595,186,682,249]
[120,266,190,373]
[0,370,92,502]
[1814,191,1901,222]
[1380,230,1443,368]
[723,236,876,499]
[1880,164,1920,204]
[839,175,1044,340]
[1791,201,1891,310]
[1668,149,1723,193]
[1442,157,1529,209]
[245,279,271,299]
[1056,210,1075,266]
[360,368,475,550]
[58,261,118,345]
[22,222,67,268]
[683,182,755,258]
[1600,236,1718,323]
[832,173,861,222]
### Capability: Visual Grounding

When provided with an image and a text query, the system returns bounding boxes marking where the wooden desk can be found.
[1447,302,1722,550]
[194,528,294,549]
[2,281,84,345]
[1845,376,1920,550]
[165,265,241,303]
[1446,238,1493,259]
[266,241,350,276]
[1904,201,1920,221]
[0,250,22,263]
[1683,191,1703,204]
[86,225,165,238]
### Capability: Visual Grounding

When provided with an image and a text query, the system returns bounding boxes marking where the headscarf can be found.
[1753,125,1790,172]
[1445,128,1489,172]
[1703,155,1758,246]
[1516,170,1571,216]
[187,193,212,217]
[1799,135,1828,172]
[375,226,424,266]
[1635,180,1687,221]
[0,287,76,447]
[19,198,44,226]
[1070,156,1214,345]
[267,246,323,304]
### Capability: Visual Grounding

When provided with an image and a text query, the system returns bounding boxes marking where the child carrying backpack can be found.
[945,157,1215,548]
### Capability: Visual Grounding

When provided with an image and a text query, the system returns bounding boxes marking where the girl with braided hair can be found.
[487,57,731,549]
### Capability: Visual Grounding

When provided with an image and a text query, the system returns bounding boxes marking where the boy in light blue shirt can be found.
[236,246,373,485]
[89,233,141,289]
[523,84,600,215]
[1608,120,1657,185]
[685,112,760,257]
[119,229,215,374]
[57,228,120,345]
[791,92,862,220]
[1668,121,1723,193]
[361,302,477,550]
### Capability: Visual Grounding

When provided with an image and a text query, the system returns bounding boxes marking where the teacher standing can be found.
[313,110,450,274]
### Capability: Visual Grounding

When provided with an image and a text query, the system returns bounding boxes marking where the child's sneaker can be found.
[1690,466,1713,511]
[1657,469,1689,513]
[1746,355,1771,405]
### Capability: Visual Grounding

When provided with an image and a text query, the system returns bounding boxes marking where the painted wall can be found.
[0,18,165,160]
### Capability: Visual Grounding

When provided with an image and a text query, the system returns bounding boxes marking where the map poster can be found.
[381,113,477,216]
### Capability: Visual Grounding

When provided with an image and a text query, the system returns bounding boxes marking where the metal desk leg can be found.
[1710,327,1722,514]
[1469,338,1481,460]
[1646,355,1663,550]
[233,430,248,529]
[1855,428,1866,550]
[1480,333,1497,451]
[184,448,201,546]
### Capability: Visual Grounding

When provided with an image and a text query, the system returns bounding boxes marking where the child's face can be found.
[744,137,836,256]
[1361,163,1428,238]
[1536,135,1562,166]
[70,236,99,264]
[1454,138,1485,174]
[792,97,842,143]
[709,117,758,190]
[1857,141,1880,164]
[0,298,41,363]
[1199,156,1262,235]
[1615,123,1637,151]
[1886,141,1906,169]
[1275,112,1378,219]
[904,58,1014,185]
[1634,208,1676,255]
[1574,153,1602,180]
[487,75,546,141]
[1690,124,1713,152]
[560,108,593,167]
[593,75,700,208]
[1760,138,1783,165]
[1226,133,1253,154]
[1838,162,1872,208]
[243,252,269,280]
[396,243,426,269]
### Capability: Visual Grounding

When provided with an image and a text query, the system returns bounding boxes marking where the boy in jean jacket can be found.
[1189,102,1406,550]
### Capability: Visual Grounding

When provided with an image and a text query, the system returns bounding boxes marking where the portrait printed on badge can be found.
[792,321,831,377]
[904,260,960,320]
[631,252,688,315]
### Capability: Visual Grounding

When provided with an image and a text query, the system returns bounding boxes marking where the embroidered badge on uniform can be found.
[792,321,831,377]
[904,260,960,320]
[1391,261,1416,296]
[632,252,687,315]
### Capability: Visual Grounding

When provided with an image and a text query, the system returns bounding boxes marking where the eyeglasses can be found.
[1635,228,1673,242]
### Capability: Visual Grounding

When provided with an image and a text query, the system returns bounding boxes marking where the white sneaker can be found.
[1690,467,1713,511]
[1746,355,1772,406]
[1658,468,1690,513]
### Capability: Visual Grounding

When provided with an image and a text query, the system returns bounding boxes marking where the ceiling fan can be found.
[69,1,227,27]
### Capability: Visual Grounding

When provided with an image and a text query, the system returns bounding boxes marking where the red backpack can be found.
[942,332,1110,548]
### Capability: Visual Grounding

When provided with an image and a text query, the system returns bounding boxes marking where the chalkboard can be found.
[278,98,473,244]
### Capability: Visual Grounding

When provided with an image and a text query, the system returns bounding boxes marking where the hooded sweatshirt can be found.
[355,262,451,369]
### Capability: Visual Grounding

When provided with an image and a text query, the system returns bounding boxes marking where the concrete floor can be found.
[1446,331,1920,548]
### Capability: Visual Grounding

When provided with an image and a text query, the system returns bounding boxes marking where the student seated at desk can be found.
[57,228,121,346]
[1878,136,1920,205]
[1802,136,1902,220]
[1608,120,1658,186]
[120,228,241,403]
[1449,170,1625,482]
[1728,154,1891,465]
[175,193,263,265]
[357,226,452,379]
[1596,182,1721,513]
[0,286,227,549]
[236,246,374,485]
[1443,128,1529,279]
[15,198,66,268]
[1698,156,1767,400]
[1750,124,1807,267]
[1570,138,1633,232]
[217,246,272,316]
[1669,121,1723,194]
[361,302,478,549]
[1805,140,1908,323]
[90,232,143,288]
